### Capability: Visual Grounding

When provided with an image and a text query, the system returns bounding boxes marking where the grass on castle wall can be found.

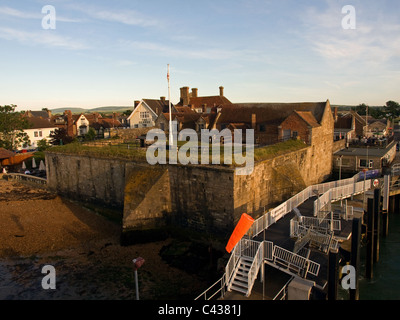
[48,139,308,166]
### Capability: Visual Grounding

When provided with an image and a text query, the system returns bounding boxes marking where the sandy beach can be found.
[0,178,206,300]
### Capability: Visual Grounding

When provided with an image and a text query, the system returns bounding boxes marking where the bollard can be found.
[366,198,374,279]
[328,250,339,300]
[382,210,389,237]
[373,188,380,263]
[350,218,361,300]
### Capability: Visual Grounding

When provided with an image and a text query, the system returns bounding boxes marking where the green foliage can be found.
[49,128,74,146]
[383,100,400,121]
[0,105,31,150]
[84,127,96,141]
[37,139,50,152]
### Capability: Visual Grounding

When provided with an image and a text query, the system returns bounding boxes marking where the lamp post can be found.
[132,257,145,300]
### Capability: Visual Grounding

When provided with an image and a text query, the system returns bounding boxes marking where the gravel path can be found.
[0,178,205,300]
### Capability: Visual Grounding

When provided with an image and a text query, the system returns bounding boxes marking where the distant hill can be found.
[50,106,134,114]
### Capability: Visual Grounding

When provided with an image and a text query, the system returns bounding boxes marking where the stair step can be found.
[233,274,248,284]
[230,284,248,295]
[236,269,250,277]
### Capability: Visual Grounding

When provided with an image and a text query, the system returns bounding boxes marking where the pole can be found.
[167,64,173,146]
[366,198,374,279]
[328,250,339,300]
[134,269,139,300]
[350,218,361,300]
[373,188,380,263]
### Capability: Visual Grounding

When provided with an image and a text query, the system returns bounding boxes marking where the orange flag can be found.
[225,213,254,253]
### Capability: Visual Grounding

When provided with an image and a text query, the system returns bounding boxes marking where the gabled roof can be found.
[26,116,57,129]
[143,99,177,115]
[294,111,321,128]
[216,102,328,126]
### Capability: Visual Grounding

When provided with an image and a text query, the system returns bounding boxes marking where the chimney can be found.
[219,86,224,97]
[251,113,256,130]
[160,96,166,103]
[65,110,74,137]
[47,110,52,119]
[134,100,140,108]
[94,112,99,123]
[180,86,190,106]
[334,107,338,122]
[192,88,198,98]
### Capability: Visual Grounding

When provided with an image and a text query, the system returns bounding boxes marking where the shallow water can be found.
[338,212,400,300]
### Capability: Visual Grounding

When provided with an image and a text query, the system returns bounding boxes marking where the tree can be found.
[354,103,368,116]
[0,105,31,150]
[49,128,74,145]
[37,138,50,151]
[383,100,400,121]
[84,127,96,141]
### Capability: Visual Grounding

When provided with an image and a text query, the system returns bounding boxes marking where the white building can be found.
[127,98,177,129]
[22,117,57,150]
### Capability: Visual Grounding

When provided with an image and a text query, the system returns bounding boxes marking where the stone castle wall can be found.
[46,141,331,236]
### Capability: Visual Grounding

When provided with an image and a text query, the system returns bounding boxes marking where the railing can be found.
[273,276,294,300]
[4,173,47,185]
[247,173,361,238]
[247,243,264,296]
[225,243,241,286]
[314,179,372,218]
[301,216,341,232]
[195,276,226,300]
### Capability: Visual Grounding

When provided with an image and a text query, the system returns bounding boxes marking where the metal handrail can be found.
[273,276,294,300]
[194,276,226,300]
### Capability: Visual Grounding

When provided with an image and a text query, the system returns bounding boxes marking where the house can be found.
[52,111,90,137]
[155,107,211,134]
[334,112,356,141]
[87,113,124,138]
[365,118,391,138]
[211,101,333,146]
[73,114,90,136]
[175,86,232,113]
[333,140,397,174]
[127,97,177,129]
[22,114,57,150]
[336,111,367,138]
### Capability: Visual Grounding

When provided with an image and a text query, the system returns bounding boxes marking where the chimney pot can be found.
[251,113,256,130]
[180,86,190,106]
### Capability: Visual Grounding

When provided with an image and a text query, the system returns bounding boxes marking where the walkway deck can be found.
[223,193,366,300]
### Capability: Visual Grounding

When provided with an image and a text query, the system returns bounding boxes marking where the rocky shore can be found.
[0,178,206,300]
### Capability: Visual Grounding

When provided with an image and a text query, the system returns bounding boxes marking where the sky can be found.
[0,0,400,111]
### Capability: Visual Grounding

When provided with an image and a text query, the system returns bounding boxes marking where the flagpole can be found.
[167,64,173,146]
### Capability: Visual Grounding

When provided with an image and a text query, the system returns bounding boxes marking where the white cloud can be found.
[67,4,161,28]
[0,6,81,22]
[300,1,400,67]
[0,27,89,50]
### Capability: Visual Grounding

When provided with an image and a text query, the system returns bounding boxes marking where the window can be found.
[359,159,373,168]
[140,111,149,119]
[292,131,298,139]
[39,131,43,137]
[259,124,266,132]
[34,131,38,138]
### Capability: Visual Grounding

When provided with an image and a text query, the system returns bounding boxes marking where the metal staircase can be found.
[227,257,253,295]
